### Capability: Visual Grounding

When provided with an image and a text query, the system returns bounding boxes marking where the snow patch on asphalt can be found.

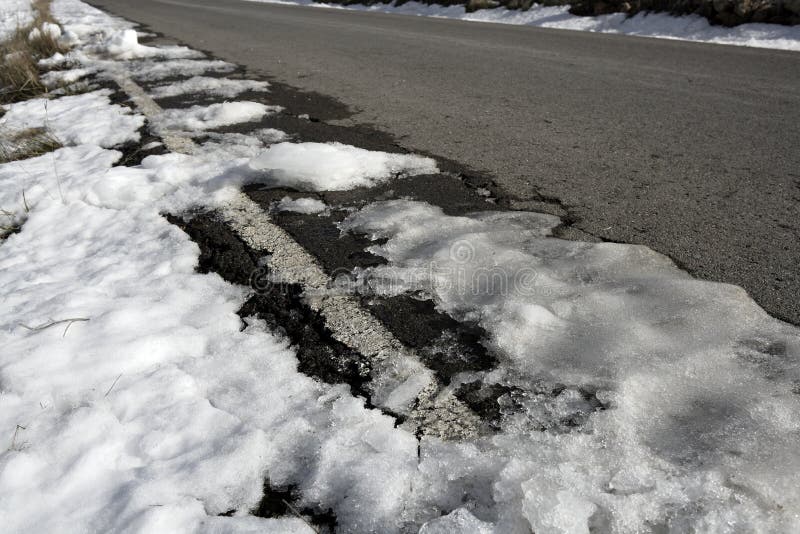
[250,0,800,51]
[249,141,439,190]
[0,90,144,148]
[127,58,237,81]
[274,196,329,214]
[99,28,202,59]
[158,101,282,132]
[150,75,271,98]
[3,0,799,531]
[39,66,98,88]
[341,199,800,532]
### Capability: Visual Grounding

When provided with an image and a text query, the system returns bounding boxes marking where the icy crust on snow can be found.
[150,76,271,98]
[249,141,439,190]
[158,102,282,132]
[250,0,800,51]
[340,199,800,532]
[0,90,144,148]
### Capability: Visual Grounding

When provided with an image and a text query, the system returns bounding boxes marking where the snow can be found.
[0,90,144,148]
[248,0,800,51]
[0,116,417,534]
[0,0,33,43]
[419,508,496,533]
[2,0,798,531]
[127,58,237,81]
[249,141,439,190]
[340,199,800,532]
[273,196,329,214]
[158,102,281,132]
[39,66,97,87]
[28,22,61,41]
[150,76,270,99]
[98,28,203,60]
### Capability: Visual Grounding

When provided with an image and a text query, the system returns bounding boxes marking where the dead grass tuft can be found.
[1,193,32,240]
[0,127,62,163]
[0,0,68,104]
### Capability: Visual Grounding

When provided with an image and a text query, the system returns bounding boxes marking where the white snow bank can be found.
[98,28,202,60]
[249,0,800,51]
[0,143,423,533]
[0,0,33,43]
[0,90,144,148]
[273,196,329,214]
[249,142,439,190]
[150,76,270,99]
[341,199,800,532]
[159,102,282,132]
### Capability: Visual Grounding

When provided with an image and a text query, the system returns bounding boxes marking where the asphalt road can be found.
[89,0,800,324]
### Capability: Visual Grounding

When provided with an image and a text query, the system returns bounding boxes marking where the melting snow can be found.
[249,141,439,190]
[126,58,237,81]
[150,76,271,99]
[98,28,202,59]
[340,199,800,532]
[0,90,144,148]
[2,0,798,531]
[158,101,282,132]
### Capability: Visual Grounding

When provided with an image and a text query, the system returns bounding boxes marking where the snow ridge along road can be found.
[88,0,800,325]
[2,0,800,532]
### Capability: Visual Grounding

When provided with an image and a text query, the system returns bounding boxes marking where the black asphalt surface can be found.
[90,0,800,324]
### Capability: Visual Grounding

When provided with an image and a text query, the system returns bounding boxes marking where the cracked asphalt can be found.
[89,0,800,324]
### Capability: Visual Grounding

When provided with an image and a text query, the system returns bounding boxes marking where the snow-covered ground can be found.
[2,0,800,532]
[0,0,34,42]
[248,0,800,51]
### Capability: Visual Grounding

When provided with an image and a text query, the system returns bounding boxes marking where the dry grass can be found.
[1,192,31,240]
[0,127,62,163]
[0,0,67,104]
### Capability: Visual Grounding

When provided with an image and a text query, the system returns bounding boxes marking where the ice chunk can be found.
[419,508,495,533]
[273,196,328,214]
